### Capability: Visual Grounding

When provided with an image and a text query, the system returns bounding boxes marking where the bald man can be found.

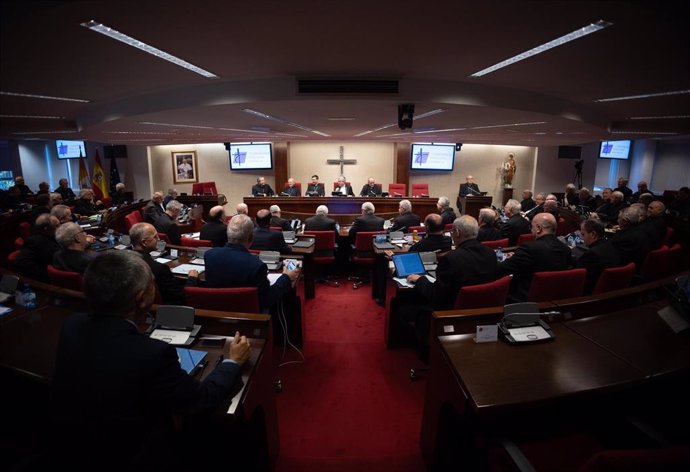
[498,212,572,302]
[640,200,667,248]
[250,209,292,253]
[457,175,481,211]
[200,205,228,247]
[236,203,248,215]
[143,191,165,223]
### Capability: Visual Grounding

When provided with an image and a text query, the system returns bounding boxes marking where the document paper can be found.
[507,325,551,342]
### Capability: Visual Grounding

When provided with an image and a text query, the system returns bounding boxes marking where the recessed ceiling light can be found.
[81,20,218,78]
[627,115,690,120]
[0,114,66,119]
[594,90,690,102]
[1,91,90,103]
[13,130,77,134]
[471,20,612,77]
[610,131,677,135]
[470,121,547,130]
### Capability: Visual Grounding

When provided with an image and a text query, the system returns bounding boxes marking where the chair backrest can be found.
[304,230,336,251]
[180,237,212,248]
[284,182,302,193]
[388,183,407,197]
[527,268,586,302]
[202,182,217,195]
[19,221,31,239]
[14,237,24,250]
[408,225,426,234]
[354,231,385,252]
[661,226,674,247]
[444,223,454,231]
[666,243,684,277]
[269,226,283,231]
[640,245,669,281]
[592,262,636,295]
[411,183,429,197]
[454,275,513,309]
[191,183,204,195]
[158,232,171,243]
[332,181,352,191]
[184,286,260,312]
[480,238,509,249]
[7,250,20,267]
[124,212,140,231]
[517,233,535,245]
[47,264,83,291]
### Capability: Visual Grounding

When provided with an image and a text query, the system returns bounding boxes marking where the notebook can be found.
[392,252,426,277]
[176,347,208,375]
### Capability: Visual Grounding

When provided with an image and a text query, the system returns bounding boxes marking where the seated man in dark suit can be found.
[348,201,385,240]
[640,200,667,248]
[269,204,293,231]
[500,199,531,246]
[281,177,300,197]
[359,177,382,197]
[498,212,572,302]
[436,196,457,227]
[30,192,52,223]
[205,214,299,311]
[304,205,338,237]
[200,205,228,247]
[632,180,654,202]
[576,218,621,293]
[578,187,597,212]
[596,190,626,224]
[111,182,128,205]
[614,177,633,203]
[250,209,293,253]
[130,222,198,304]
[334,176,355,196]
[14,214,61,282]
[143,190,166,223]
[50,204,74,225]
[162,188,177,208]
[153,200,183,245]
[73,189,103,217]
[305,174,325,196]
[408,213,452,253]
[52,222,95,273]
[520,189,536,212]
[389,199,421,233]
[612,206,651,268]
[477,208,502,242]
[457,175,481,211]
[12,175,34,200]
[51,250,250,471]
[251,176,274,196]
[54,178,76,202]
[525,193,545,220]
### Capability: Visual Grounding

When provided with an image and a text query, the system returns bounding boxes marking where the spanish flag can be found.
[78,148,90,189]
[91,150,109,199]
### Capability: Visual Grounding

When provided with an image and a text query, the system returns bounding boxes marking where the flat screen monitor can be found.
[56,140,86,159]
[410,143,455,171]
[599,140,631,160]
[228,142,273,170]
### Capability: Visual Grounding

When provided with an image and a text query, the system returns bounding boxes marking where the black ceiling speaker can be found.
[398,104,415,130]
[455,143,463,151]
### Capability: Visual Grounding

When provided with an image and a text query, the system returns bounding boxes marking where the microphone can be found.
[280,191,290,197]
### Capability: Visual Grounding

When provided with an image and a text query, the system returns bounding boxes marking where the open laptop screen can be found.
[392,252,426,277]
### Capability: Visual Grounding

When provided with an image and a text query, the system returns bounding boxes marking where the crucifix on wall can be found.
[326,145,357,175]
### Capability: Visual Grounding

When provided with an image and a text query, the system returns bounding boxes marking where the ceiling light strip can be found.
[610,131,677,135]
[1,91,90,103]
[627,115,690,120]
[241,108,330,137]
[81,20,218,78]
[0,114,66,119]
[595,89,690,102]
[13,130,77,135]
[470,121,547,130]
[471,20,612,77]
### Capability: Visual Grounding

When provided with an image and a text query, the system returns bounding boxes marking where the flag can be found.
[78,148,90,189]
[91,150,109,199]
[109,156,121,195]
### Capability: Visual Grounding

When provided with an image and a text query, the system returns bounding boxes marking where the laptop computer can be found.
[259,251,281,270]
[0,274,20,304]
[392,252,426,277]
[373,234,394,250]
[282,231,296,244]
[293,238,315,248]
[389,231,406,244]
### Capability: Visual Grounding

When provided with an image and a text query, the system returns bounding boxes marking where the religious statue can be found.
[503,153,516,188]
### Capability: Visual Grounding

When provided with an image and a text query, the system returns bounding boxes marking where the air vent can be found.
[298,79,399,95]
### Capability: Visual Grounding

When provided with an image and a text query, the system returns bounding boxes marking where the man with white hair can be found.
[596,190,626,224]
[349,201,384,239]
[153,199,183,245]
[612,206,651,267]
[578,187,596,211]
[111,182,128,205]
[143,191,166,223]
[335,176,354,196]
[564,183,579,207]
[236,202,249,215]
[74,189,103,217]
[200,205,228,247]
[500,199,531,245]
[477,207,502,242]
[633,180,654,202]
[389,199,421,233]
[269,204,292,231]
[359,177,382,197]
[281,177,300,197]
[640,200,667,248]
[436,196,457,227]
[304,205,337,235]
[53,222,95,273]
[520,189,536,212]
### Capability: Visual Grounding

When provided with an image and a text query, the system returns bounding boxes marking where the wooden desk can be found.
[458,196,492,219]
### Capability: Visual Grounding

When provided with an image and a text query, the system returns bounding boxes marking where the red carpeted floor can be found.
[274,284,427,472]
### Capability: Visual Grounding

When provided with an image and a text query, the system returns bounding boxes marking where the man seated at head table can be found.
[73,189,104,217]
[12,175,34,200]
[250,209,293,253]
[304,205,338,237]
[360,177,382,197]
[348,201,385,239]
[500,198,531,246]
[305,174,325,196]
[111,182,128,205]
[152,200,183,246]
[204,214,299,311]
[281,177,300,197]
[335,176,355,196]
[389,199,421,233]
[14,214,61,282]
[130,222,198,305]
[269,204,293,231]
[50,250,251,471]
[576,218,621,294]
[436,196,457,227]
[251,176,274,197]
[52,222,96,274]
[498,212,572,302]
[408,213,452,253]
[477,207,502,242]
[200,205,229,247]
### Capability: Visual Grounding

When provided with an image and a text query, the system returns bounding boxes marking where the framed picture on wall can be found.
[172,151,198,184]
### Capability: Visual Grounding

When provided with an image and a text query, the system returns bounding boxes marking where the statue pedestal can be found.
[502,188,514,207]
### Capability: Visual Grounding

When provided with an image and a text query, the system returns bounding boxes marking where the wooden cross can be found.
[326,145,357,175]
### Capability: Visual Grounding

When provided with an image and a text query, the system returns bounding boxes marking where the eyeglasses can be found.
[142,234,160,243]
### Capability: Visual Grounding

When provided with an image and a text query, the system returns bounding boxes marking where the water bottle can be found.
[496,247,504,262]
[108,233,115,247]
[22,284,37,310]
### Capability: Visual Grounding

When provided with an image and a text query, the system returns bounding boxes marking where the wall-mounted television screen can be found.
[228,142,273,170]
[56,140,86,159]
[599,140,631,160]
[410,143,455,171]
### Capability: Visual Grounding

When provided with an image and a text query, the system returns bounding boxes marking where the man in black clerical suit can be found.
[51,250,250,471]
[153,200,183,245]
[200,205,228,247]
[73,189,104,216]
[359,177,382,197]
[389,199,421,233]
[500,199,531,246]
[576,218,621,294]
[130,222,198,304]
[614,177,633,202]
[477,208,502,242]
[269,204,293,230]
[143,191,166,223]
[640,200,667,248]
[281,177,301,197]
[595,190,626,224]
[53,222,95,274]
[14,214,60,282]
[304,205,338,237]
[305,174,325,196]
[334,176,355,196]
[632,180,654,202]
[525,193,545,220]
[436,196,457,227]
[349,201,385,239]
[111,182,128,205]
[520,189,536,212]
[457,175,481,210]
[54,178,76,202]
[408,213,452,253]
[251,176,274,196]
[612,206,651,268]
[250,209,292,253]
[12,175,34,200]
[498,212,572,301]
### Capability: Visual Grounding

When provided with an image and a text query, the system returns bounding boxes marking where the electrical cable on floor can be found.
[277,298,305,367]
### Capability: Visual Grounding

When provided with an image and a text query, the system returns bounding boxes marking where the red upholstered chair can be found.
[411,183,429,197]
[481,238,510,249]
[666,243,684,277]
[527,268,586,302]
[388,183,407,197]
[304,230,339,287]
[592,262,636,295]
[7,250,20,267]
[333,181,352,191]
[14,237,24,250]
[184,286,260,313]
[283,182,302,194]
[349,231,385,289]
[19,221,31,239]
[517,233,535,246]
[124,212,141,231]
[444,223,454,231]
[47,264,83,291]
[661,226,674,247]
[202,182,218,195]
[180,237,212,248]
[269,226,283,231]
[157,233,171,244]
[454,275,512,309]
[640,245,669,281]
[191,183,204,195]
[408,225,427,235]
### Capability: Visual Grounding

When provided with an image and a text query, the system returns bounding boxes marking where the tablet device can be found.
[392,252,426,277]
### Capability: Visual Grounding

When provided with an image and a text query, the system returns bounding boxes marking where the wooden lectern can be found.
[459,196,493,218]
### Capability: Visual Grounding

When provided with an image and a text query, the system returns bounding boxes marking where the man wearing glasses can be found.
[53,222,96,273]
